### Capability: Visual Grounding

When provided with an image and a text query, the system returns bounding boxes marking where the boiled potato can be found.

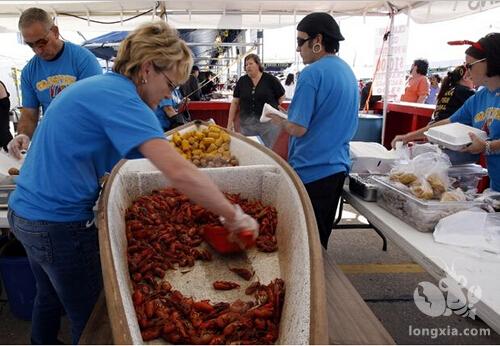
[170,126,238,167]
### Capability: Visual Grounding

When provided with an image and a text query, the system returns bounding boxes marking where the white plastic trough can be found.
[97,121,328,344]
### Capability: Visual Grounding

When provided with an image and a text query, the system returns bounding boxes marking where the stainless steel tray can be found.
[349,173,378,202]
[0,184,15,209]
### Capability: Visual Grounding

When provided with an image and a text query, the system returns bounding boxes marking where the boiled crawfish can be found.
[125,188,284,344]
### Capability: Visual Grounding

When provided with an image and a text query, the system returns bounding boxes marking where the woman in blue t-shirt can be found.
[8,22,258,345]
[265,12,359,249]
[154,87,188,131]
[392,33,500,192]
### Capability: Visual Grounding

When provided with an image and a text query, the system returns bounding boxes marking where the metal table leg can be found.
[333,198,388,251]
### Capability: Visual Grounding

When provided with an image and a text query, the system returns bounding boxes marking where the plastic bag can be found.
[410,178,434,200]
[440,188,466,202]
[393,142,442,162]
[389,152,452,199]
[434,208,500,254]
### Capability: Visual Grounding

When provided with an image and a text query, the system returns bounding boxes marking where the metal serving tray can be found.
[349,173,378,202]
[0,185,15,209]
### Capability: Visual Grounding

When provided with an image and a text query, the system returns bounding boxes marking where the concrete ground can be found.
[0,205,499,344]
[0,294,71,344]
[327,205,500,344]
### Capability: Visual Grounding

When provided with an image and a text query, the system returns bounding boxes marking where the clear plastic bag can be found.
[440,188,467,202]
[434,208,500,254]
[389,152,452,199]
[394,142,442,162]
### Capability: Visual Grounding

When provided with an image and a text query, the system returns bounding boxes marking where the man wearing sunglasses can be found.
[8,8,102,159]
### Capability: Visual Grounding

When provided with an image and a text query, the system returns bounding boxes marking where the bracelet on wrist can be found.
[485,141,496,155]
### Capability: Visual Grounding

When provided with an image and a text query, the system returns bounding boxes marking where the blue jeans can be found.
[8,210,102,344]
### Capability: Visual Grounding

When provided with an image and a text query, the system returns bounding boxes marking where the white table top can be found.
[343,188,500,334]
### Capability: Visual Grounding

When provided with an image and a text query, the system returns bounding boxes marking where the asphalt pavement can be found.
[327,205,500,344]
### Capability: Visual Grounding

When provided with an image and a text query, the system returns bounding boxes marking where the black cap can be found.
[191,65,200,73]
[297,12,344,41]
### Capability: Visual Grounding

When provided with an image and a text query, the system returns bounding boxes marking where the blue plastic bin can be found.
[0,239,36,320]
[352,113,383,143]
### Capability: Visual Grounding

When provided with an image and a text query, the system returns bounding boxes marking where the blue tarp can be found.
[82,29,236,63]
[82,31,128,60]
[84,31,128,45]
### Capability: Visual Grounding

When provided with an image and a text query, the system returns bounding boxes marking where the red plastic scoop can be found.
[202,225,255,254]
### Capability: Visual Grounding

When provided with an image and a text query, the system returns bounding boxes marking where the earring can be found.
[141,79,147,84]
[312,43,322,54]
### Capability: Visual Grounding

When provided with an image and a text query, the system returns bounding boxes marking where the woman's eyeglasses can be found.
[24,29,52,49]
[464,58,486,70]
[160,71,178,91]
[296,37,313,47]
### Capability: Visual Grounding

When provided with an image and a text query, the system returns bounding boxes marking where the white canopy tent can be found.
[0,1,499,32]
[0,0,498,141]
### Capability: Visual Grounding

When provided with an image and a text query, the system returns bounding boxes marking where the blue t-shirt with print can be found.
[21,41,102,113]
[287,56,359,184]
[450,87,500,191]
[154,88,183,131]
[10,72,165,222]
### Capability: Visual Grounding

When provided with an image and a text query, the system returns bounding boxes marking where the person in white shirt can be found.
[283,73,296,100]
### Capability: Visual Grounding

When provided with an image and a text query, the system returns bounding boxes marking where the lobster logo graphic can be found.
[413,265,481,319]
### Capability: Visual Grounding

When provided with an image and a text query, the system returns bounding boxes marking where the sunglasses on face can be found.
[464,58,486,70]
[160,70,178,92]
[297,37,313,47]
[24,29,52,49]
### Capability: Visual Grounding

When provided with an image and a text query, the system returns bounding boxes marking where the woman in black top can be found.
[0,81,13,151]
[431,65,475,123]
[227,54,285,147]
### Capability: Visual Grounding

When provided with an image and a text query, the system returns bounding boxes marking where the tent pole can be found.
[380,9,395,147]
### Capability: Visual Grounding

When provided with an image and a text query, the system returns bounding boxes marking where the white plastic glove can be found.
[220,204,259,240]
[7,134,30,159]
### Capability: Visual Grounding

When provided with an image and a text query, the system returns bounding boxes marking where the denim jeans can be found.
[8,210,102,344]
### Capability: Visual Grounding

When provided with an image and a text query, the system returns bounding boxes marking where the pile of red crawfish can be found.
[125,187,284,344]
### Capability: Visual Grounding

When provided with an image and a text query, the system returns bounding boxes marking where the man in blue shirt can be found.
[8,7,102,158]
[154,87,187,131]
[266,12,359,249]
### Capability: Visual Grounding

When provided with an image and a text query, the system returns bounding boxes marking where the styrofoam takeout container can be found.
[424,123,487,151]
[350,141,398,174]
